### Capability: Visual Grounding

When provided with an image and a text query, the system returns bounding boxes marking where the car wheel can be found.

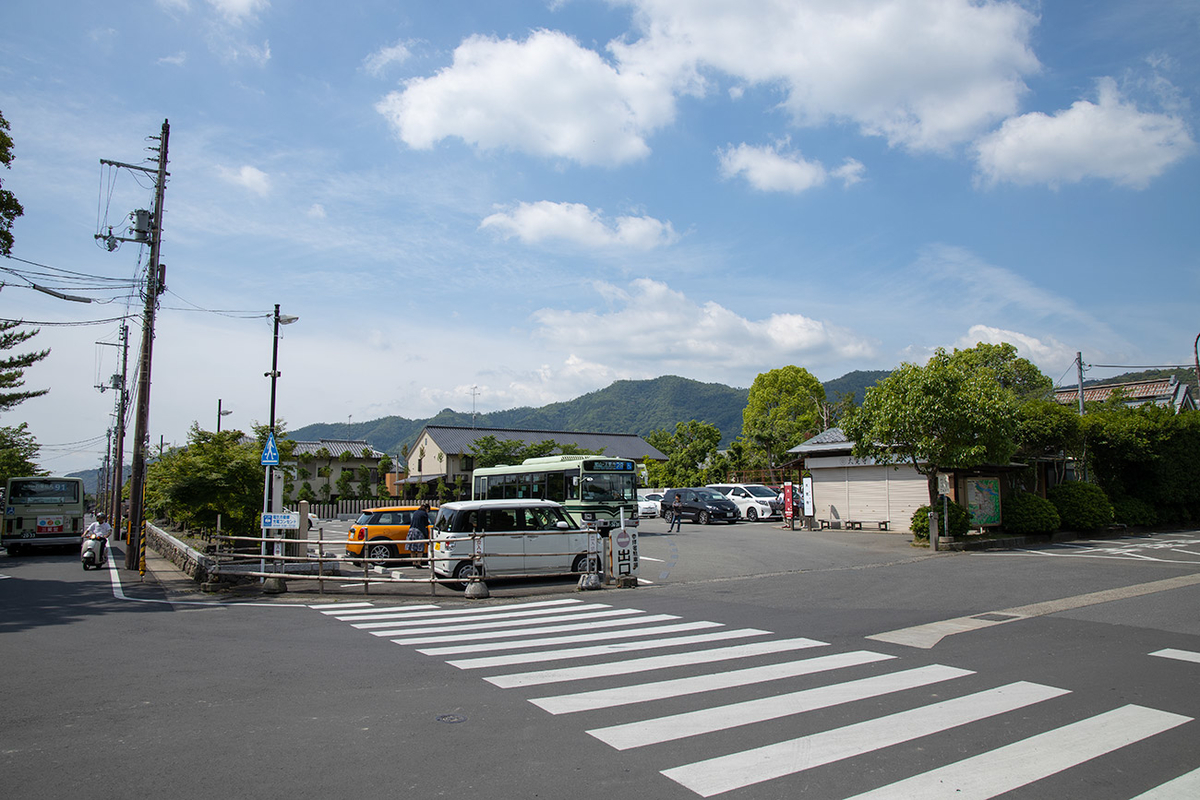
[664,510,674,524]
[452,560,481,590]
[365,539,397,567]
[746,507,758,521]
[571,553,596,573]
[698,510,710,525]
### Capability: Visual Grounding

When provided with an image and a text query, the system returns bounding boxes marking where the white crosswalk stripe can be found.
[445,628,770,670]
[660,682,1071,796]
[588,663,974,750]
[1151,648,1200,665]
[314,599,1196,798]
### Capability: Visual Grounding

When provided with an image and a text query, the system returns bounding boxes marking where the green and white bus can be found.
[3,476,87,554]
[472,455,639,529]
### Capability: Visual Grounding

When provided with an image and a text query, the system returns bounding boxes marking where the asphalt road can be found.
[3,519,1198,799]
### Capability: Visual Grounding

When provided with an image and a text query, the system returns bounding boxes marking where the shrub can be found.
[1047,481,1114,531]
[910,500,971,541]
[1112,495,1158,527]
[1002,492,1060,535]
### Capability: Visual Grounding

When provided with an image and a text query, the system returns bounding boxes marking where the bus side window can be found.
[565,470,580,501]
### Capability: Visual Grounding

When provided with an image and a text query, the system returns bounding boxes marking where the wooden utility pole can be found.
[120,120,170,572]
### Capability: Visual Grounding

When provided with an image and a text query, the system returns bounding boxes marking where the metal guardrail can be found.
[203,528,602,595]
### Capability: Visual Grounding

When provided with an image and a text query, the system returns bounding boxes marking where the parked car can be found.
[637,492,664,518]
[431,499,593,588]
[346,505,438,565]
[706,483,782,521]
[660,488,740,525]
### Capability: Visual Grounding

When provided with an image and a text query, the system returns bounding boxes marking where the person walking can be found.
[668,493,683,533]
[407,501,431,566]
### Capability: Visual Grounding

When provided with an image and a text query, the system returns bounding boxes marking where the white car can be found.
[706,484,782,521]
[430,499,593,587]
[637,492,664,518]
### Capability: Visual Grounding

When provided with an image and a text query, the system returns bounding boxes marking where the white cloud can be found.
[531,278,876,378]
[954,325,1075,380]
[974,77,1195,189]
[363,40,414,77]
[479,201,678,249]
[717,141,864,192]
[217,164,271,195]
[207,0,269,26]
[612,0,1041,152]
[307,203,326,219]
[376,29,673,165]
[158,51,187,66]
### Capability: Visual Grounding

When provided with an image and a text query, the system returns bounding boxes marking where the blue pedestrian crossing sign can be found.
[261,432,280,466]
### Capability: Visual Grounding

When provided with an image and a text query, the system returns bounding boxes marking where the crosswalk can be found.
[312,597,1197,798]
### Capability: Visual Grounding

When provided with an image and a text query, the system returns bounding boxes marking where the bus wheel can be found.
[365,539,397,567]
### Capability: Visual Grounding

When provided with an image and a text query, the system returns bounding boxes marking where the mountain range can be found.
[287,371,892,459]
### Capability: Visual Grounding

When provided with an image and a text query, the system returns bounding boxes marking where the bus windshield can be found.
[581,472,636,502]
[8,479,81,505]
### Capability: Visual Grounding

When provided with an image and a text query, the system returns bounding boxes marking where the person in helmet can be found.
[85,513,113,563]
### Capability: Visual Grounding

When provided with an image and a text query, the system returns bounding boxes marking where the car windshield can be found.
[746,486,776,498]
[696,489,725,501]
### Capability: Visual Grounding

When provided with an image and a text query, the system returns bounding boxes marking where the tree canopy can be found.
[0,109,24,256]
[0,319,49,413]
[0,422,42,487]
[843,345,1026,503]
[644,419,723,488]
[741,365,824,479]
[144,425,264,534]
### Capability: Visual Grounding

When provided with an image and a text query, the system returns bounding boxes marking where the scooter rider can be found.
[85,513,113,564]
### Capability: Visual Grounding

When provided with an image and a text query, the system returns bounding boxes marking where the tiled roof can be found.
[420,425,667,461]
[292,439,385,459]
[789,427,852,455]
[1054,376,1194,411]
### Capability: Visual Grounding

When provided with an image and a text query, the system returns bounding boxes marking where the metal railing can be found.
[201,528,602,595]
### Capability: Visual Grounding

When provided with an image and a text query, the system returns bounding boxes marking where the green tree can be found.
[842,346,1022,505]
[144,425,262,533]
[1,320,50,412]
[947,342,1052,399]
[741,366,824,481]
[0,422,42,486]
[644,420,722,488]
[1,109,24,256]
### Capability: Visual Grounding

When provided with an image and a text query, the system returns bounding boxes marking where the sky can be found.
[1,0,1198,474]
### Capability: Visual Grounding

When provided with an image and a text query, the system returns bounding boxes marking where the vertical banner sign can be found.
[802,476,815,518]
[611,526,639,579]
[783,482,794,521]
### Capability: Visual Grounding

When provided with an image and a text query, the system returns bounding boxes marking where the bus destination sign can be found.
[583,460,634,472]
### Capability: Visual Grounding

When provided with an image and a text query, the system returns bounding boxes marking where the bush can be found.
[1047,481,1114,531]
[910,500,971,541]
[1002,492,1060,535]
[1112,495,1158,527]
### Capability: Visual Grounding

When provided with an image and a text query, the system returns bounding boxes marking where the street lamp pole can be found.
[217,398,232,432]
[261,304,297,574]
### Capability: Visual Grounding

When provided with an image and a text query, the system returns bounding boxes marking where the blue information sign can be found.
[261,432,280,466]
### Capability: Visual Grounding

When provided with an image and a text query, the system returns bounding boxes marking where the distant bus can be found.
[472,455,639,529]
[3,476,87,554]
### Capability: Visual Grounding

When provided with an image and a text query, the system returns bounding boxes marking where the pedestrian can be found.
[408,501,431,566]
[669,493,683,533]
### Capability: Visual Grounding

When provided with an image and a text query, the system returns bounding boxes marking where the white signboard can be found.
[802,476,815,517]
[261,512,300,530]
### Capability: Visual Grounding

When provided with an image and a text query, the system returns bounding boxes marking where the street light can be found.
[217,398,233,432]
[264,304,299,514]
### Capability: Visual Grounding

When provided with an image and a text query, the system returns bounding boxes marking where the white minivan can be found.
[431,499,593,587]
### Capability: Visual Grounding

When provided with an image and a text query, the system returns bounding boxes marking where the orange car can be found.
[346,505,438,565]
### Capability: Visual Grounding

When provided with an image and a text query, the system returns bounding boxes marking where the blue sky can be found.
[2,0,1198,473]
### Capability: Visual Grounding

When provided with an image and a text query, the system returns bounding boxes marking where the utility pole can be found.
[111,323,129,540]
[1076,351,1087,482]
[104,120,169,573]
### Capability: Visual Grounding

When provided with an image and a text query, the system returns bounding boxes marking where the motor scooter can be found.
[81,533,108,570]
